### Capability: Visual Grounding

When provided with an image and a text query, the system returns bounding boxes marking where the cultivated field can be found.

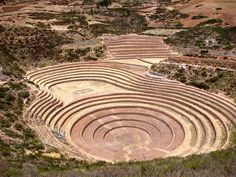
[104,34,178,60]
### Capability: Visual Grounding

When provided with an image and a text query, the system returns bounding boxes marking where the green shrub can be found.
[23,128,36,139]
[5,94,16,103]
[0,119,11,128]
[160,0,171,3]
[3,129,23,139]
[0,87,9,94]
[4,113,17,123]
[188,81,210,90]
[215,7,222,10]
[67,24,79,31]
[210,150,234,160]
[6,167,22,177]
[97,0,113,8]
[230,131,236,145]
[7,82,25,91]
[18,90,30,99]
[224,45,234,50]
[200,49,208,55]
[207,75,219,83]
[30,12,57,20]
[14,122,24,131]
[197,18,223,26]
[57,11,77,24]
[191,14,207,20]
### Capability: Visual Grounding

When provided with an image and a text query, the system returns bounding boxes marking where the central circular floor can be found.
[70,107,185,161]
[108,127,151,147]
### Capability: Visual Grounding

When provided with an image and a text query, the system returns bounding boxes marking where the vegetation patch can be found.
[148,7,188,28]
[0,81,45,159]
[88,7,147,36]
[64,45,106,61]
[191,14,208,20]
[29,12,58,21]
[151,63,236,102]
[165,26,236,56]
[1,147,236,176]
[149,8,189,21]
[197,18,223,26]
[0,26,72,68]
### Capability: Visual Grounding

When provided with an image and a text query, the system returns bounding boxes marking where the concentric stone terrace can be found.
[25,61,236,162]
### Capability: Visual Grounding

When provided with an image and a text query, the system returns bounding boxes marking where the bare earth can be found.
[177,0,236,27]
